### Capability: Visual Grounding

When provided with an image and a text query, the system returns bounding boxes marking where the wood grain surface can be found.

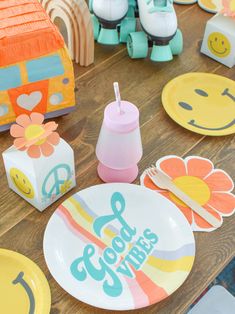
[0,4,235,314]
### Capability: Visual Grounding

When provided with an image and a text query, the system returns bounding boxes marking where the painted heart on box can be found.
[17,92,42,111]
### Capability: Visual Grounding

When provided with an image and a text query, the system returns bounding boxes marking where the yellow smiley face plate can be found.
[0,249,51,314]
[198,0,223,13]
[162,73,235,136]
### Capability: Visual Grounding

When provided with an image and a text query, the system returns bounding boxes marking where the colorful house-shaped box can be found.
[0,0,75,132]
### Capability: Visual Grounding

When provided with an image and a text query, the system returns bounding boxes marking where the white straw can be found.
[113,82,121,114]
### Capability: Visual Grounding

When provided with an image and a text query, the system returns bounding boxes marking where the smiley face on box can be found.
[201,14,235,68]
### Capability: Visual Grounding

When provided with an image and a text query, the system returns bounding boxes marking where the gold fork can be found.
[146,165,221,228]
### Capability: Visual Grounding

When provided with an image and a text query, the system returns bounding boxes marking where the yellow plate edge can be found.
[0,248,51,314]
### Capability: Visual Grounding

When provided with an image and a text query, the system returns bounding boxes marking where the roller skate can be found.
[127,0,183,62]
[89,0,137,45]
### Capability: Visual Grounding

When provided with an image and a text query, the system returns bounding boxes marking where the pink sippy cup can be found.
[96,82,143,183]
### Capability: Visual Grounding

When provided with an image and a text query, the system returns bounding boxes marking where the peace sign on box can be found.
[2,113,76,211]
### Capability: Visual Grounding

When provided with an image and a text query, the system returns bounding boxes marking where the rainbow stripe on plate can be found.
[56,193,195,308]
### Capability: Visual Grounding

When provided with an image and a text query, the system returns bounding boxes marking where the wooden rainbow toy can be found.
[0,0,76,132]
[40,0,94,67]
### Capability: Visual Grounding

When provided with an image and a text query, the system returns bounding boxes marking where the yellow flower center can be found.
[24,125,46,146]
[170,176,211,207]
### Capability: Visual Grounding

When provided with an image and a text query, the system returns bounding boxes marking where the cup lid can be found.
[104,101,139,133]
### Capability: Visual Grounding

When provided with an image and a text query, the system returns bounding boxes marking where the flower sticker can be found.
[141,156,235,232]
[10,113,60,158]
[60,180,72,194]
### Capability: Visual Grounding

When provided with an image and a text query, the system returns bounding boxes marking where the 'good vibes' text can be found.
[70,192,158,297]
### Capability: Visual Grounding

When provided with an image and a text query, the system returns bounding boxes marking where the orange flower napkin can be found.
[141,156,235,232]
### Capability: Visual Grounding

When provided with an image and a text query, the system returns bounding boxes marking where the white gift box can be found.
[201,14,235,68]
[3,138,76,212]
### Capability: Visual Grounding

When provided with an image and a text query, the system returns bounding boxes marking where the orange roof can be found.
[0,0,65,67]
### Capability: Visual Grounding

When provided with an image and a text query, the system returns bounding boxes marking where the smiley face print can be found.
[0,249,51,314]
[10,168,35,198]
[0,270,35,314]
[162,73,235,136]
[208,32,231,58]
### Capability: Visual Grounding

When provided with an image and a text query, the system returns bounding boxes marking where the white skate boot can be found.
[90,0,136,45]
[127,0,183,61]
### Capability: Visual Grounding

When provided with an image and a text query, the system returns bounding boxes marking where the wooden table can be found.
[0,4,235,314]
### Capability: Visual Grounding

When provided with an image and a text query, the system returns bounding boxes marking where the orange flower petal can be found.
[204,170,234,192]
[144,172,193,224]
[186,157,213,179]
[41,141,54,157]
[158,156,186,179]
[143,174,163,191]
[208,192,235,215]
[42,129,53,138]
[163,193,193,225]
[30,112,44,125]
[47,132,60,146]
[178,205,193,225]
[143,171,192,225]
[16,114,31,127]
[157,190,169,197]
[193,204,222,229]
[44,121,58,132]
[10,124,25,138]
[27,145,41,158]
[14,137,27,149]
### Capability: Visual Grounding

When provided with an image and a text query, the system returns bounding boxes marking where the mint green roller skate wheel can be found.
[170,29,183,55]
[120,17,136,43]
[151,45,173,62]
[89,0,93,12]
[127,32,148,59]
[91,15,100,41]
[98,28,119,45]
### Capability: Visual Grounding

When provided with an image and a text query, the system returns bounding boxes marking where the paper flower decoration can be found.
[141,156,235,232]
[221,0,235,17]
[10,113,60,158]
[60,180,72,194]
